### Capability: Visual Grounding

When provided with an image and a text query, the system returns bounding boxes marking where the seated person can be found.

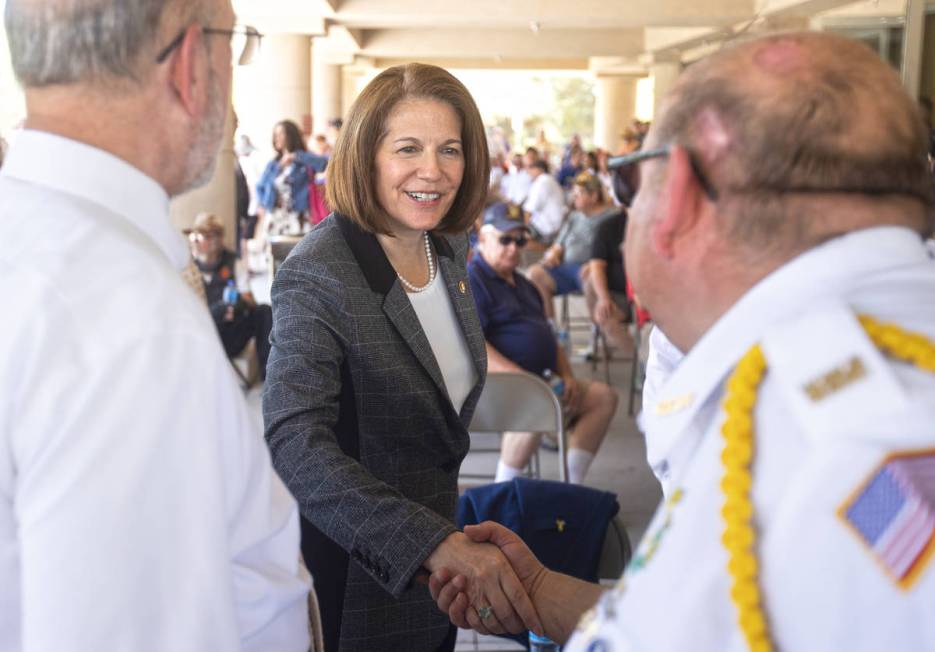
[468,205,618,485]
[523,159,567,243]
[527,172,622,322]
[556,146,584,188]
[188,213,273,380]
[582,208,633,354]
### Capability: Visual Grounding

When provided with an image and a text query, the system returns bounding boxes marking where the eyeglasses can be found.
[498,234,529,247]
[609,145,719,201]
[156,24,262,66]
[610,146,935,205]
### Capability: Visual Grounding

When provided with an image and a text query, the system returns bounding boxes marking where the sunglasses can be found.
[498,234,528,247]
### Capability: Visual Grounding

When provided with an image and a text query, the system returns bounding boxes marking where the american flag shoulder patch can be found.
[839,449,935,590]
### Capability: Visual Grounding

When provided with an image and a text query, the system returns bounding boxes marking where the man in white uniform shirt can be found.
[523,159,567,242]
[501,153,533,205]
[429,32,935,650]
[0,1,310,650]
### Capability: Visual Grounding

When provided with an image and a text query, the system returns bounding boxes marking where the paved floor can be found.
[245,276,662,651]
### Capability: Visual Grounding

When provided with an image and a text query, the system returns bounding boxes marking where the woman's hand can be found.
[424,531,543,636]
[429,523,548,636]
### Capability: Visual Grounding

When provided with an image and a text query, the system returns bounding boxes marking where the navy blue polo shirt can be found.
[468,255,557,376]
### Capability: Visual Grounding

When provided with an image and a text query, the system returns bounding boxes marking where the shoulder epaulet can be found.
[760,303,909,442]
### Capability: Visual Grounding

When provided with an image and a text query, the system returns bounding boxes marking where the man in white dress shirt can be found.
[523,159,567,242]
[430,32,935,651]
[0,1,310,650]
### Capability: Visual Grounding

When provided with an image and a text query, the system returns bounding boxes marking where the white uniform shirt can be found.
[640,326,684,495]
[523,173,566,238]
[502,168,532,205]
[566,227,935,651]
[0,131,310,652]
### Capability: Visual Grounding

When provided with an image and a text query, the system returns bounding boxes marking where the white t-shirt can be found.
[523,172,567,238]
[408,271,478,414]
[0,130,310,652]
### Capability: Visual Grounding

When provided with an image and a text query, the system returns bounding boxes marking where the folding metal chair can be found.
[467,371,568,482]
[269,234,303,277]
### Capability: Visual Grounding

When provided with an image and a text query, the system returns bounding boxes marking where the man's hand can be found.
[423,531,543,636]
[594,297,621,325]
[241,291,257,309]
[541,247,561,268]
[562,375,580,414]
[429,523,548,635]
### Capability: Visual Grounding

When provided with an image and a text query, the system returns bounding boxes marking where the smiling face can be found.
[374,97,465,237]
[478,226,527,277]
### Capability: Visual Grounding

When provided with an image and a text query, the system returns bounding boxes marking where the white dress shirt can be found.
[0,130,310,652]
[501,168,532,205]
[566,227,935,651]
[523,173,566,239]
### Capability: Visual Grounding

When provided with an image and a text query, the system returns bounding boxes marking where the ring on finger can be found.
[477,605,494,621]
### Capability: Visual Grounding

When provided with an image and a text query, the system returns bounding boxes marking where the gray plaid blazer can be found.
[264,213,487,652]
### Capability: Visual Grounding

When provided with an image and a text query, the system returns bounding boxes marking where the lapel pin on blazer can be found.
[458,280,467,294]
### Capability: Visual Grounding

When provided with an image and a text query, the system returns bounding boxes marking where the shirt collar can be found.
[1,129,187,270]
[471,253,517,285]
[643,226,930,460]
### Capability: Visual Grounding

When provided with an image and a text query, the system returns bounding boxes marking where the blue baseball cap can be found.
[483,202,528,233]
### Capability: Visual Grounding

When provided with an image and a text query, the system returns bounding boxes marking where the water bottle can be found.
[529,631,560,651]
[542,369,564,397]
[222,279,239,305]
[556,328,571,355]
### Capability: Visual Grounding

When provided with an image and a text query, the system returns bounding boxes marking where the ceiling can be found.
[233,0,912,72]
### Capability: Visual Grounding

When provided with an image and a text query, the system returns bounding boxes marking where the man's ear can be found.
[650,145,707,258]
[169,25,205,116]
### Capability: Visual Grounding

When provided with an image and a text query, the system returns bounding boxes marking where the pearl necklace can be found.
[397,231,436,293]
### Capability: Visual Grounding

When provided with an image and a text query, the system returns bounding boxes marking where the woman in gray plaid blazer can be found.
[264,64,542,652]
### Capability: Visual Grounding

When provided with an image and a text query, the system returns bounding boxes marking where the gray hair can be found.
[5,0,200,87]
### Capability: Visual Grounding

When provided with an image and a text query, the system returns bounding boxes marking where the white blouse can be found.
[407,272,478,414]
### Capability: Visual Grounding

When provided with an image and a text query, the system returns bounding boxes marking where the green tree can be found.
[549,76,595,148]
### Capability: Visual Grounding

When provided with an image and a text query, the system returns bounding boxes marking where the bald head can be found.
[649,32,933,248]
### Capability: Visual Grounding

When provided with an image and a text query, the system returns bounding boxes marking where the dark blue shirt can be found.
[468,255,557,376]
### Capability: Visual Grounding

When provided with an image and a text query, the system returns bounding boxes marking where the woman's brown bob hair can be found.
[326,63,489,235]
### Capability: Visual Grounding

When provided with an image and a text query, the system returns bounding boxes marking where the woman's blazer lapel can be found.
[333,214,486,422]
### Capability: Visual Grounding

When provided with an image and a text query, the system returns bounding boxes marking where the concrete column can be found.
[341,58,379,118]
[311,43,343,136]
[233,34,312,157]
[903,0,926,98]
[650,60,682,118]
[170,105,237,252]
[593,74,638,153]
[919,14,935,101]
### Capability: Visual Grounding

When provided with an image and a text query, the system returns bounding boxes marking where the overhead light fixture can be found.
[529,20,540,34]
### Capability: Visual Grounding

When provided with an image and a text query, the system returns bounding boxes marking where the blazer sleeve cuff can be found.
[383,509,458,598]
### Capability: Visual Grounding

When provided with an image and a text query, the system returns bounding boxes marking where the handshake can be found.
[423,521,604,645]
